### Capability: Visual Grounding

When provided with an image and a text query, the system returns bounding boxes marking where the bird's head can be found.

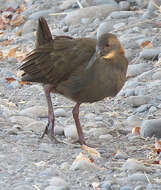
[96,33,124,57]
[86,33,125,70]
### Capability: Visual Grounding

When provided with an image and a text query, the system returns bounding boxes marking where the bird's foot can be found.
[40,121,60,143]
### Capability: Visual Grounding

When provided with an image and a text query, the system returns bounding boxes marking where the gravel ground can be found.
[1,0,161,189]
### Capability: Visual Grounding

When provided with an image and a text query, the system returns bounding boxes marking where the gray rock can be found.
[113,22,126,30]
[13,184,34,190]
[136,0,148,8]
[29,9,56,20]
[64,5,118,25]
[134,185,146,190]
[127,173,152,182]
[99,134,113,140]
[122,159,150,172]
[22,20,37,34]
[152,70,161,80]
[114,151,128,159]
[146,184,161,190]
[45,186,68,190]
[39,167,60,178]
[123,89,135,96]
[120,186,132,190]
[109,11,134,19]
[125,115,142,128]
[95,0,117,6]
[71,158,98,171]
[97,21,115,38]
[119,1,130,11]
[59,0,77,10]
[9,116,36,126]
[135,104,151,113]
[19,106,48,119]
[124,80,140,89]
[39,143,56,153]
[134,86,146,96]
[126,96,151,107]
[55,108,66,117]
[127,63,152,78]
[149,106,157,113]
[87,128,108,137]
[23,121,45,133]
[54,126,64,135]
[95,116,103,121]
[101,181,112,189]
[140,48,161,60]
[141,119,161,138]
[137,70,153,82]
[48,177,70,190]
[84,113,95,120]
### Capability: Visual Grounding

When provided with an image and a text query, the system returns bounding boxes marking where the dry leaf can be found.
[0,51,3,60]
[16,4,26,13]
[10,15,24,26]
[6,77,16,83]
[19,81,31,85]
[92,182,100,189]
[0,18,7,30]
[141,41,153,48]
[132,126,141,135]
[8,48,17,58]
[74,152,93,163]
[81,144,101,158]
[155,140,161,150]
[0,39,12,46]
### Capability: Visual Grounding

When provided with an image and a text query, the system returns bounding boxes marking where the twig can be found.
[49,12,68,16]
[32,185,40,190]
[144,172,152,184]
[76,0,83,8]
[150,0,161,10]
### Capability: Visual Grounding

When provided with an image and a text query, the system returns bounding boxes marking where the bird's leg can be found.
[72,103,86,145]
[41,85,58,142]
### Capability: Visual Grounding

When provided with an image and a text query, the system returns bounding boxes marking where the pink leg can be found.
[72,103,86,145]
[41,85,58,142]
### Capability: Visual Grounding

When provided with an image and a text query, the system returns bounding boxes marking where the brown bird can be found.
[19,17,128,145]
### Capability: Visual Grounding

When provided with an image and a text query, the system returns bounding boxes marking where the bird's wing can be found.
[19,37,96,85]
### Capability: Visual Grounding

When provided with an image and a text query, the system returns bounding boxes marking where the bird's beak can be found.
[86,45,100,70]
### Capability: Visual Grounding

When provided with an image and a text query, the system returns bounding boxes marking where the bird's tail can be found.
[35,16,52,48]
[19,17,53,83]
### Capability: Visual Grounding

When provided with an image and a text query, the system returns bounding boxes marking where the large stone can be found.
[122,159,150,172]
[19,106,48,119]
[22,19,37,34]
[9,116,36,126]
[109,11,134,19]
[126,96,151,107]
[127,63,152,78]
[140,48,161,60]
[64,5,118,25]
[141,119,161,138]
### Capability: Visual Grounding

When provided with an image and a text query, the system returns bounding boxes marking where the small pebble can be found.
[122,159,150,172]
[126,96,151,107]
[55,108,66,117]
[64,125,78,140]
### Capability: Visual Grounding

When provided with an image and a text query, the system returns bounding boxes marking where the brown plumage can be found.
[19,17,128,145]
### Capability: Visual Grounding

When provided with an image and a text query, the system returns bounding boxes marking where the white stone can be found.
[64,125,78,140]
